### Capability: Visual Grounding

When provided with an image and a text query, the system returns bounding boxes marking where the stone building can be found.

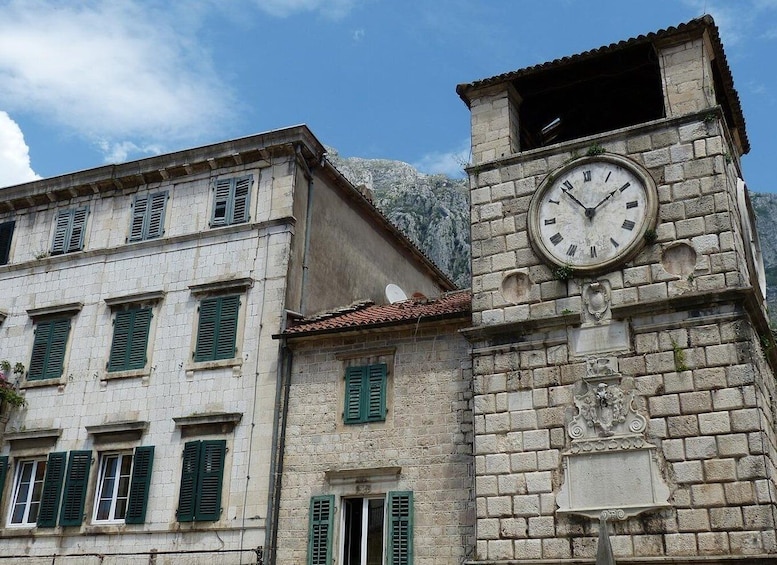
[0,125,452,563]
[274,291,474,565]
[457,15,775,563]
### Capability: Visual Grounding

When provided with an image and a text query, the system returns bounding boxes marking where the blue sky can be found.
[0,0,776,193]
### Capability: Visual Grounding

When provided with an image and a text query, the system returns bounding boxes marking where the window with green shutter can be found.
[0,220,15,265]
[59,450,92,526]
[129,191,168,242]
[210,176,252,227]
[93,446,154,524]
[125,446,154,524]
[343,363,387,424]
[107,307,152,372]
[37,452,67,527]
[333,491,413,565]
[388,491,413,565]
[194,295,240,362]
[28,318,71,380]
[307,495,334,565]
[51,207,89,254]
[176,440,226,522]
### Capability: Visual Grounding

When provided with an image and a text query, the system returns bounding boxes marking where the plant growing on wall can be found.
[0,360,26,407]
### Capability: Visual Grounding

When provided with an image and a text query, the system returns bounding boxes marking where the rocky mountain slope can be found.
[329,150,777,326]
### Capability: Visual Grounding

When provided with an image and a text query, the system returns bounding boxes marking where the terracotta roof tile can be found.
[283,291,471,336]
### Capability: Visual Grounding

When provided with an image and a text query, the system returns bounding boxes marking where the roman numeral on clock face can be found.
[622,219,635,230]
[566,244,577,256]
[544,218,556,225]
[562,180,573,190]
[605,171,611,183]
[626,201,638,209]
[619,182,631,192]
[550,233,563,245]
[610,237,620,248]
[583,170,591,182]
[590,246,597,258]
[548,198,560,205]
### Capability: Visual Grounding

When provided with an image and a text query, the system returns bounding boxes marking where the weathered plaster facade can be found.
[0,126,451,563]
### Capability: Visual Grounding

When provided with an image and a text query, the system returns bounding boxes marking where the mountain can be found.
[328,149,471,289]
[328,150,777,326]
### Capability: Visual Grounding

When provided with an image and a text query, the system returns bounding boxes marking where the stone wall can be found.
[276,322,475,564]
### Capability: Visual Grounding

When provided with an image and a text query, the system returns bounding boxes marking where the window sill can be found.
[185,358,242,377]
[0,525,39,537]
[20,377,66,390]
[83,524,128,535]
[102,368,150,382]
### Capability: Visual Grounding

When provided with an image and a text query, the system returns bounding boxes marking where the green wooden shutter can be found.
[129,194,148,242]
[28,320,53,380]
[211,178,233,227]
[45,319,70,380]
[0,220,14,265]
[146,191,168,239]
[126,446,154,524]
[59,450,92,526]
[366,364,387,421]
[194,298,218,361]
[107,310,132,371]
[37,452,67,527]
[0,455,8,509]
[214,296,239,360]
[231,176,251,224]
[177,441,201,522]
[388,491,413,565]
[28,318,71,380]
[128,308,152,369]
[307,495,334,565]
[195,440,225,521]
[51,210,73,254]
[66,207,88,252]
[344,366,365,423]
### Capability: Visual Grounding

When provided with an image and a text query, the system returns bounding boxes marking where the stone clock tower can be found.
[458,16,776,563]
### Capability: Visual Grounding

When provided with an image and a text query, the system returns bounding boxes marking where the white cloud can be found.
[0,1,234,164]
[254,0,360,19]
[352,28,365,41]
[413,140,470,178]
[0,111,40,188]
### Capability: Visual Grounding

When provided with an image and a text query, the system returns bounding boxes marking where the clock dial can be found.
[528,155,657,274]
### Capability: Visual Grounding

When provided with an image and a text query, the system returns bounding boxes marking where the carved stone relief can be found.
[557,357,671,520]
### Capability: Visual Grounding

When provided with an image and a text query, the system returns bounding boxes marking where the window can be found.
[0,220,14,265]
[194,295,239,362]
[176,440,225,522]
[28,317,71,380]
[7,458,46,526]
[210,175,251,227]
[308,492,413,565]
[107,307,152,372]
[344,364,387,424]
[129,191,168,242]
[93,446,154,524]
[51,207,89,255]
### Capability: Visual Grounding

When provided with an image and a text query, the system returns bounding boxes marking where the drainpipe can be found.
[265,336,293,565]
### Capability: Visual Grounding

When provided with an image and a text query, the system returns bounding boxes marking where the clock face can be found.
[528,155,657,274]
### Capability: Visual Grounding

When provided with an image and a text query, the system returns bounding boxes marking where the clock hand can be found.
[593,187,619,212]
[560,186,590,213]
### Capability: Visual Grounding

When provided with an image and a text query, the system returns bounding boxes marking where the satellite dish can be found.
[385,283,408,304]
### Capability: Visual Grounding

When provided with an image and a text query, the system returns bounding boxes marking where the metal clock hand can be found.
[593,187,619,212]
[560,186,589,213]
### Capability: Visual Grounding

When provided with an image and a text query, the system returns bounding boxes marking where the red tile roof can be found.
[281,291,471,336]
